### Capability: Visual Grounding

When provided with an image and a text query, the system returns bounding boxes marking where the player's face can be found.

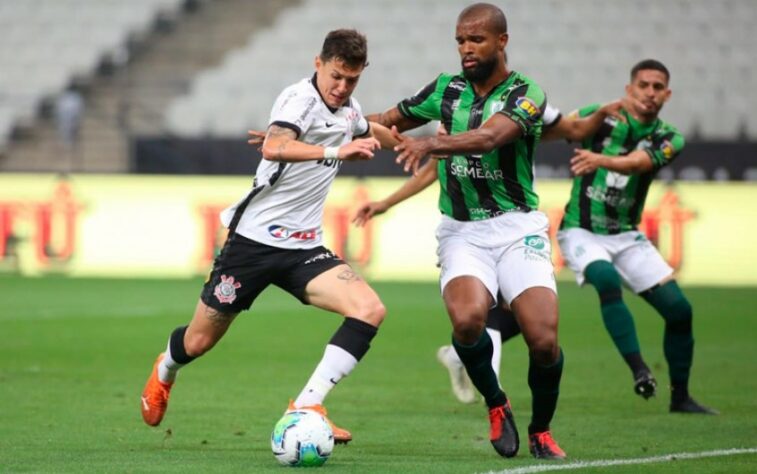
[626,69,671,119]
[315,57,364,108]
[455,18,508,83]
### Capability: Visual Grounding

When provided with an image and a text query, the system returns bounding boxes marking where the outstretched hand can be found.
[340,137,381,161]
[570,148,602,176]
[393,126,432,175]
[352,201,389,227]
[247,129,266,150]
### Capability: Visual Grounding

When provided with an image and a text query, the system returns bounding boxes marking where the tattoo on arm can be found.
[266,125,297,160]
[337,269,363,282]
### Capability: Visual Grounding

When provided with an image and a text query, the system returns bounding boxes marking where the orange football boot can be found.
[287,401,352,444]
[141,353,173,426]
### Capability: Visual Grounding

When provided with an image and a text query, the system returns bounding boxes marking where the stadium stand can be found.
[0,0,186,152]
[162,0,756,141]
[0,0,754,174]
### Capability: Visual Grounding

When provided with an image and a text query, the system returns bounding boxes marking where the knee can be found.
[665,296,693,333]
[184,332,218,357]
[585,260,622,303]
[352,298,386,327]
[528,333,559,365]
[448,301,488,343]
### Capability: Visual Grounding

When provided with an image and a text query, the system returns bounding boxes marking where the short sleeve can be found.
[645,130,685,169]
[268,89,319,137]
[397,75,446,124]
[542,102,562,129]
[350,97,370,137]
[574,103,602,119]
[497,82,546,134]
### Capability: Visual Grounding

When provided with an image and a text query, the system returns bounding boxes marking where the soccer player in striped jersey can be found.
[557,59,717,414]
[140,29,400,445]
[354,102,628,406]
[366,3,576,460]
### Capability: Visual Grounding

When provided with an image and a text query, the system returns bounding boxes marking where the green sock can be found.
[585,261,643,373]
[452,331,506,408]
[528,348,564,434]
[600,300,642,356]
[641,281,693,392]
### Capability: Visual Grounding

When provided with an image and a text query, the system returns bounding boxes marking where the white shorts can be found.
[557,227,673,293]
[436,211,557,305]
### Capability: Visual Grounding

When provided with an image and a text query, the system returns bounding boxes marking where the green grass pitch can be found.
[1,276,755,473]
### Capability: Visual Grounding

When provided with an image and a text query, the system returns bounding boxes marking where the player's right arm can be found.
[352,158,439,227]
[261,125,379,162]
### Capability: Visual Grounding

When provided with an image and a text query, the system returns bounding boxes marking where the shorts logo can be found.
[524,235,546,250]
[268,225,317,241]
[304,251,337,265]
[214,274,241,304]
[515,97,539,119]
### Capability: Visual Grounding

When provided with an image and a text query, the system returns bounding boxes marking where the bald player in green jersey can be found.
[367,3,569,460]
[557,59,716,415]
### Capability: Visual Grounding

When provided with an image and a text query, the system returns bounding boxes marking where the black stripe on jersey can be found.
[439,78,469,220]
[270,120,301,138]
[227,162,287,234]
[628,172,654,229]
[465,95,501,217]
[497,142,528,210]
[440,77,467,133]
[578,172,595,231]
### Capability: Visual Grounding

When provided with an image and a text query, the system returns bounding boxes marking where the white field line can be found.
[479,447,757,474]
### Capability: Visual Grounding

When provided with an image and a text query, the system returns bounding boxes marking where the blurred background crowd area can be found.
[0,0,754,179]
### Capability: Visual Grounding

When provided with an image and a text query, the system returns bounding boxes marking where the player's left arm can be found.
[571,131,685,176]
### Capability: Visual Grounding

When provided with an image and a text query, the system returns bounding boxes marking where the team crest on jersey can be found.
[489,100,505,114]
[214,274,241,304]
[515,97,540,119]
[660,140,674,160]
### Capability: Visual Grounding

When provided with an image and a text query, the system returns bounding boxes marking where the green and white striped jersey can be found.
[561,104,685,234]
[398,71,546,221]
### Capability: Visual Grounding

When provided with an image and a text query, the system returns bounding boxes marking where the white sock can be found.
[486,327,502,383]
[294,344,358,407]
[157,340,184,383]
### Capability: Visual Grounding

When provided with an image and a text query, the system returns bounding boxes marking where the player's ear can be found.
[499,33,509,50]
[314,56,321,70]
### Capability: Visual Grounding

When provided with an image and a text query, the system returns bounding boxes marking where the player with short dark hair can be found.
[355,102,628,405]
[558,59,717,414]
[366,2,570,459]
[140,28,396,444]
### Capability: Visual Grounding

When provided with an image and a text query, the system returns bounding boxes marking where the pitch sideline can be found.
[480,447,757,474]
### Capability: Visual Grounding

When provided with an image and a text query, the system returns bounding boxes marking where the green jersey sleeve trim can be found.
[576,103,602,119]
[398,74,451,123]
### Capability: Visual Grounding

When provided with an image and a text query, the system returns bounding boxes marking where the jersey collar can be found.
[623,109,661,137]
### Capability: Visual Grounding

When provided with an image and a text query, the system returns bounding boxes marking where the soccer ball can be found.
[271,409,334,467]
